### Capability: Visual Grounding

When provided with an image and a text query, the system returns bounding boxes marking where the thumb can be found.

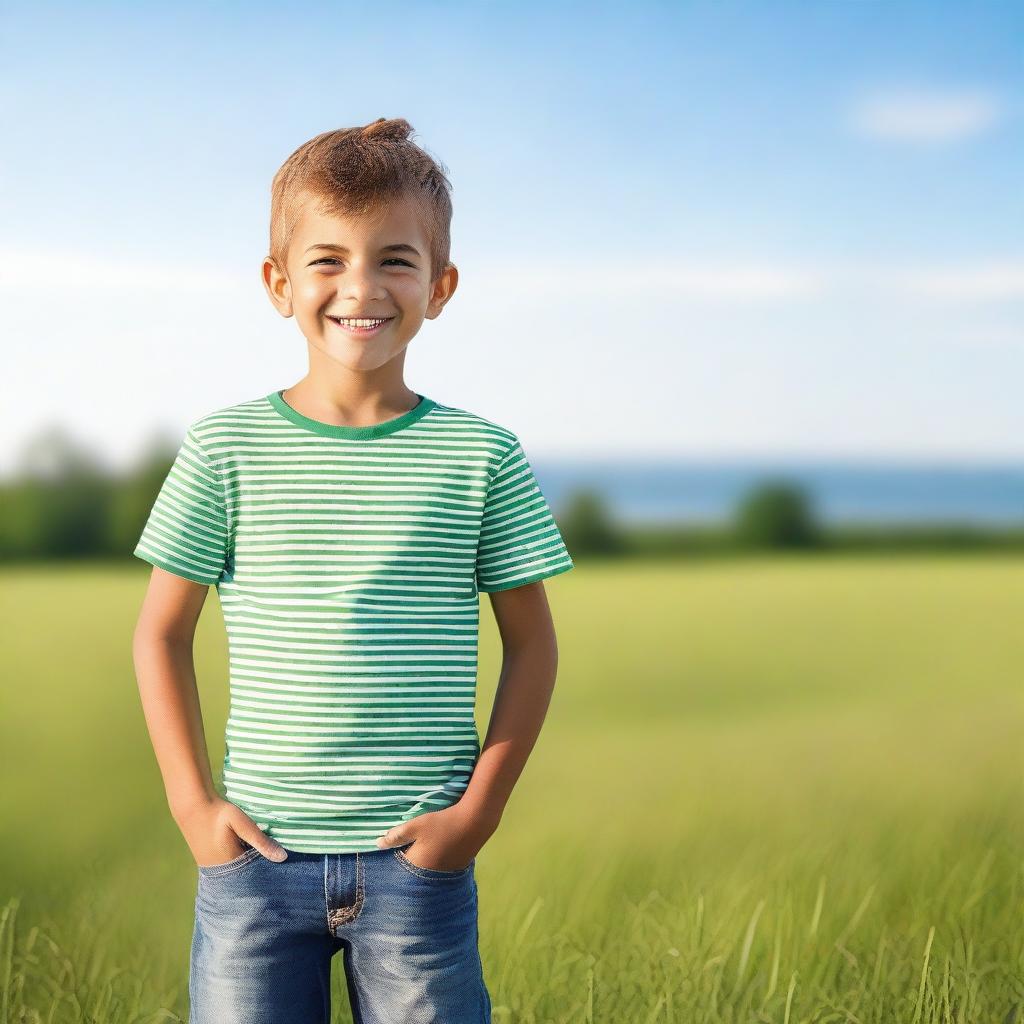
[239,823,288,862]
[376,829,410,850]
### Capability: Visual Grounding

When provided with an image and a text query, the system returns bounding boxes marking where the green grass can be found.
[1,556,1021,1022]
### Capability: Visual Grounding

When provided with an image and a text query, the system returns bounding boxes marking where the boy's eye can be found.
[309,257,414,267]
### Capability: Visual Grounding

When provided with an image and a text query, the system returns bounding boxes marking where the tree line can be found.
[1,426,1021,564]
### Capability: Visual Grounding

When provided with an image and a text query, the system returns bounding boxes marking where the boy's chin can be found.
[310,338,406,371]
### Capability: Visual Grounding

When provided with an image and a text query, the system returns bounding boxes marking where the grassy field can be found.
[1,555,1021,1022]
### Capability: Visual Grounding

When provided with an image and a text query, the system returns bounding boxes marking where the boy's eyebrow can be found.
[304,242,421,257]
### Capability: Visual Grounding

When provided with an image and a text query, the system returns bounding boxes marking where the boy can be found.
[131,118,573,1024]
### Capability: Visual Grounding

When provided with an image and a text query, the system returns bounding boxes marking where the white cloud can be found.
[849,88,1003,142]
[0,247,250,292]
[476,264,826,299]
[487,261,1024,303]
[3,246,1023,304]
[883,263,1024,300]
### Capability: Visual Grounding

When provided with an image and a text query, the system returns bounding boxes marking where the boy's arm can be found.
[374,578,564,869]
[458,579,560,831]
[132,566,287,865]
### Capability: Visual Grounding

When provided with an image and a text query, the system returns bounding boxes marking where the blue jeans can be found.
[189,839,491,1023]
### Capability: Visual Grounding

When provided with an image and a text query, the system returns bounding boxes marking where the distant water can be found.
[532,459,1024,526]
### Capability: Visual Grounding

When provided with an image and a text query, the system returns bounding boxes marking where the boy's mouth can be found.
[327,316,394,338]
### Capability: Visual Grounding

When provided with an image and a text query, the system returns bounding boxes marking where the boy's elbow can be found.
[132,616,194,664]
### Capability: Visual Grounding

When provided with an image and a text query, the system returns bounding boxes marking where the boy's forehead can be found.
[296,197,425,246]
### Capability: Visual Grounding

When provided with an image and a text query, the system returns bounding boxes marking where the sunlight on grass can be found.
[1,556,1021,1021]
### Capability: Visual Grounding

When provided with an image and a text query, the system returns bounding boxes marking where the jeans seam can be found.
[197,846,262,878]
[327,851,365,931]
[394,846,473,880]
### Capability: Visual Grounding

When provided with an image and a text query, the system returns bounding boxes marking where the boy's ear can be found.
[426,262,459,320]
[261,256,293,317]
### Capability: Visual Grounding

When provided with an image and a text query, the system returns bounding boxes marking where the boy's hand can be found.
[175,796,289,867]
[375,802,498,872]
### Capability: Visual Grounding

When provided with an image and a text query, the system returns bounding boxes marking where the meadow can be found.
[1,555,1021,1023]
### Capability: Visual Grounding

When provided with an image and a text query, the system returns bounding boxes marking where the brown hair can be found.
[268,118,454,285]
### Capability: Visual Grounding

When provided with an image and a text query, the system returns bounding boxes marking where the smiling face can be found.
[263,193,458,374]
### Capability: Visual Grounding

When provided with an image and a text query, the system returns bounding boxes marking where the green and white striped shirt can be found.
[133,390,574,852]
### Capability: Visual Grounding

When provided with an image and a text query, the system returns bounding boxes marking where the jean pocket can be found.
[197,842,263,878]
[393,843,474,880]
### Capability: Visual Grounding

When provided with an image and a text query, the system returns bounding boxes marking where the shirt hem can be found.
[133,549,219,586]
[477,560,574,593]
[274,841,397,854]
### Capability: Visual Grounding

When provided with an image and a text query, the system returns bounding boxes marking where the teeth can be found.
[335,317,388,327]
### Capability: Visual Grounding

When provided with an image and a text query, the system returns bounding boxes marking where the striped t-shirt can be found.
[133,390,574,852]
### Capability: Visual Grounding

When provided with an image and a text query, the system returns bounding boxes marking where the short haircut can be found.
[269,118,454,285]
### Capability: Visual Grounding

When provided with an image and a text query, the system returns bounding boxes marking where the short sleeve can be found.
[475,439,575,593]
[133,428,231,586]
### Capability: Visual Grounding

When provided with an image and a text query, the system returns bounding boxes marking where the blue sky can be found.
[2,0,1021,472]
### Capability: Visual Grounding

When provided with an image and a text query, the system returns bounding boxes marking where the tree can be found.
[558,489,625,556]
[733,478,822,549]
[1,427,112,558]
